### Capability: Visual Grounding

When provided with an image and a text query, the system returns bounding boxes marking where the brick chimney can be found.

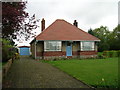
[41,18,45,32]
[73,20,78,27]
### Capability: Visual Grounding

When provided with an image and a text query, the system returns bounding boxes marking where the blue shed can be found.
[18,46,30,55]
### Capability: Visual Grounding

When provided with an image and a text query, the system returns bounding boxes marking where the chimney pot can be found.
[73,20,78,27]
[41,18,45,31]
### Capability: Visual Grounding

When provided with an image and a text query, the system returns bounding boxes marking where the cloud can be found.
[27,0,118,25]
[118,1,120,24]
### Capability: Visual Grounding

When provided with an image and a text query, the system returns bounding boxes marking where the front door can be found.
[66,42,72,56]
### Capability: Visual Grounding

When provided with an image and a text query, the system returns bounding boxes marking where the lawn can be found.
[44,58,118,88]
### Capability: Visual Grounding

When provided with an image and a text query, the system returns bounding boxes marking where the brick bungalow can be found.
[30,18,100,59]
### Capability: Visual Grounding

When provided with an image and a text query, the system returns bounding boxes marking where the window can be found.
[81,41,94,51]
[44,41,61,51]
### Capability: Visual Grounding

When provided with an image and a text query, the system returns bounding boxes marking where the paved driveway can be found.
[3,56,91,88]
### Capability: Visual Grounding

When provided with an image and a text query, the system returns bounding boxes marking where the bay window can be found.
[81,41,94,51]
[44,41,61,51]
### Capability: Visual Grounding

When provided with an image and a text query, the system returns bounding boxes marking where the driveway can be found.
[3,56,91,88]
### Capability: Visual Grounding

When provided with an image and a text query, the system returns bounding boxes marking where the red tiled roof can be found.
[36,19,100,41]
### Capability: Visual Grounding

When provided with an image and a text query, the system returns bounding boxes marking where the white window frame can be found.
[44,41,61,51]
[81,41,95,51]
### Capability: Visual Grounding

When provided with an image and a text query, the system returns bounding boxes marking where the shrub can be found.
[108,51,113,57]
[103,51,109,57]
[112,51,118,57]
[2,39,17,62]
[103,50,120,58]
[15,53,20,59]
[97,54,106,59]
[117,50,120,57]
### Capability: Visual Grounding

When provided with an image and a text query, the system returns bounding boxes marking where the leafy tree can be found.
[92,26,110,41]
[2,2,39,41]
[88,26,110,52]
[88,28,94,36]
[15,14,39,41]
[108,25,120,50]
[2,1,39,62]
[2,39,17,62]
[2,2,27,39]
[89,25,120,51]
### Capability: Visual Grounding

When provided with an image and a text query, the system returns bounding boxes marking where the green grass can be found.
[44,58,118,88]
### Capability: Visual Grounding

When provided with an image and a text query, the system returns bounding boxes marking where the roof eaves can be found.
[37,40,100,41]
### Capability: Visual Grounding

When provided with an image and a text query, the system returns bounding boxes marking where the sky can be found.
[16,0,119,46]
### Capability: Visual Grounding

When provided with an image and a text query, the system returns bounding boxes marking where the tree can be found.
[108,25,120,50]
[15,14,39,41]
[2,39,17,62]
[89,26,110,52]
[2,2,27,39]
[2,2,39,41]
[88,28,94,36]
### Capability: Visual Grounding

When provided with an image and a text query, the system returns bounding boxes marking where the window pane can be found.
[44,41,61,51]
[46,41,50,50]
[81,41,94,51]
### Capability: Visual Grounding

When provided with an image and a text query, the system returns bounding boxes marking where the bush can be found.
[112,51,118,57]
[2,39,18,62]
[103,50,119,58]
[97,54,106,59]
[108,51,113,57]
[103,51,108,57]
[15,53,20,59]
[117,50,120,57]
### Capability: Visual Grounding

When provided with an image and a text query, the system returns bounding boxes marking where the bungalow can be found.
[30,18,100,59]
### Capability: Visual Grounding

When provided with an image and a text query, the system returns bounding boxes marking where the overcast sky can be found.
[16,0,119,46]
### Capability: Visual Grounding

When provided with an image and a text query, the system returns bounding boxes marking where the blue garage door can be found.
[20,47,30,55]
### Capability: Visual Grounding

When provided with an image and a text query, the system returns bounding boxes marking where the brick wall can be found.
[36,52,43,56]
[72,51,80,56]
[36,51,97,59]
[80,51,97,55]
[43,51,66,56]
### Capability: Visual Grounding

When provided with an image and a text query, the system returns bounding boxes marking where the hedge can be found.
[2,39,18,62]
[103,50,120,57]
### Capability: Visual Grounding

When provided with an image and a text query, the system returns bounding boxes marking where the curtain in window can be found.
[81,41,94,51]
[44,41,61,51]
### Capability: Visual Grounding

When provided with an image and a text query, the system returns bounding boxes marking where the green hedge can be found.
[2,39,18,62]
[103,50,120,57]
